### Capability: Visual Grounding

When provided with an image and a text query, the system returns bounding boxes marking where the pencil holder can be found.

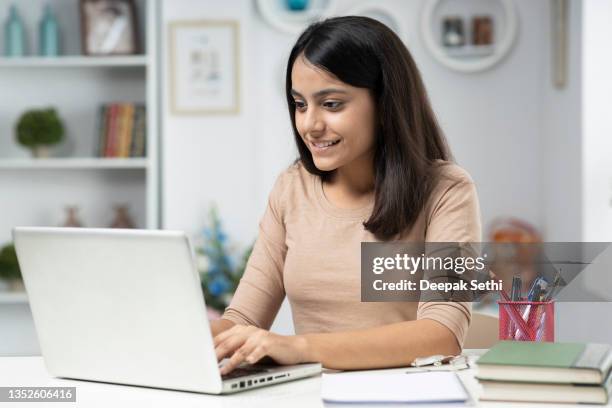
[498,300,554,342]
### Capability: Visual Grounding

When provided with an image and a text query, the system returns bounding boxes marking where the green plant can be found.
[196,206,253,312]
[0,244,21,281]
[15,108,64,147]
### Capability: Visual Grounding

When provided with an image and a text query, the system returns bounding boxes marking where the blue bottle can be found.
[4,4,26,56]
[39,4,60,56]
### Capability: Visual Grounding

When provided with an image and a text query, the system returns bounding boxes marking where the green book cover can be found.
[478,341,585,368]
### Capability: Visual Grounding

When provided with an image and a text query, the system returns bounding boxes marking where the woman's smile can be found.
[309,138,342,154]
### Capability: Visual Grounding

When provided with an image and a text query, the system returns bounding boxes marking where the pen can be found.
[510,276,522,301]
[499,290,535,340]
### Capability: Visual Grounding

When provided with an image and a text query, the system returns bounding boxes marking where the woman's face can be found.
[290,55,377,173]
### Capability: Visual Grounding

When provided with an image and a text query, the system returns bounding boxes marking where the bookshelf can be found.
[0,0,159,246]
[0,158,149,170]
[0,0,159,355]
[0,55,148,67]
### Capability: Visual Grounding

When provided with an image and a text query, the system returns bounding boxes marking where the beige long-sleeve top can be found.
[222,161,482,347]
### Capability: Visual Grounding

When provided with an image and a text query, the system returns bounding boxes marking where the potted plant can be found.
[196,206,253,317]
[15,108,65,158]
[0,243,23,292]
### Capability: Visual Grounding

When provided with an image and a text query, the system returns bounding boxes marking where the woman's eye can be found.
[294,100,306,111]
[323,101,343,110]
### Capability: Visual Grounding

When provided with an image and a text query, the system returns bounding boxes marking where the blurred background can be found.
[0,0,611,355]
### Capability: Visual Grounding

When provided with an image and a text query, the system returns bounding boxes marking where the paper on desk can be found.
[321,370,468,403]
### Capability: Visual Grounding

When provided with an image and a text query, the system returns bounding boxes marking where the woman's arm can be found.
[301,319,459,370]
[210,318,236,338]
[214,319,460,374]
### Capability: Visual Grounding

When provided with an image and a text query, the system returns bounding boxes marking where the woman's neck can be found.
[323,153,375,209]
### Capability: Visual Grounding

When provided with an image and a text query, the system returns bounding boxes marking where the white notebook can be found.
[321,370,469,404]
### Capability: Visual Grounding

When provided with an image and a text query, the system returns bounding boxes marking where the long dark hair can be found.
[286,16,452,240]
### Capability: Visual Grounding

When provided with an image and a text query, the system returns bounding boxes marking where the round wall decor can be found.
[256,0,337,34]
[421,0,518,73]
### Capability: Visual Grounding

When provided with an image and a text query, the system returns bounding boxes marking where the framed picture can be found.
[79,0,140,55]
[169,20,240,115]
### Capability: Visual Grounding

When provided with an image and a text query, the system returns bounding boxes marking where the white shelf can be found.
[0,158,148,170]
[0,292,28,304]
[0,56,148,68]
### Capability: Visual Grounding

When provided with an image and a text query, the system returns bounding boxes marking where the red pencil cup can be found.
[498,300,554,342]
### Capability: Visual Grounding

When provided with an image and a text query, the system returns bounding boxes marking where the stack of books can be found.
[96,103,146,158]
[477,341,612,404]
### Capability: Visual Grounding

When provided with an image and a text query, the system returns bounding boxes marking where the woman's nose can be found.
[303,108,325,136]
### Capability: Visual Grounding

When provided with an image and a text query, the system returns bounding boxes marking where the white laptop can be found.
[12,227,321,394]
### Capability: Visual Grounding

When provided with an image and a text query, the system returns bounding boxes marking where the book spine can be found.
[105,104,118,158]
[129,105,140,157]
[133,105,146,157]
[120,104,134,158]
[96,105,108,157]
[117,104,128,158]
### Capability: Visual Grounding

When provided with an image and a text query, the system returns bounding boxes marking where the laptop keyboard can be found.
[221,365,270,380]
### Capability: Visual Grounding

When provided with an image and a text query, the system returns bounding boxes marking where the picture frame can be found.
[79,0,140,55]
[169,20,240,115]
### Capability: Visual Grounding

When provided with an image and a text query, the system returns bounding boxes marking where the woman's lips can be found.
[309,138,341,154]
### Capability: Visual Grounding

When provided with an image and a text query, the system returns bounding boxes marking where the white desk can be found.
[0,353,609,408]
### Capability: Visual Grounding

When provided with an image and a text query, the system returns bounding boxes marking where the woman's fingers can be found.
[245,345,267,365]
[220,342,257,375]
[213,324,242,347]
[215,325,261,362]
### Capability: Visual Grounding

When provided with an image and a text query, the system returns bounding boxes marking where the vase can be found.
[31,145,51,158]
[63,206,83,227]
[39,4,60,56]
[110,205,135,229]
[4,4,26,56]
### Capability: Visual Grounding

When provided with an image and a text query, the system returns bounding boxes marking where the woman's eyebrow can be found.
[291,88,349,98]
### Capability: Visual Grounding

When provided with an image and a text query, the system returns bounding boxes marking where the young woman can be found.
[211,16,481,375]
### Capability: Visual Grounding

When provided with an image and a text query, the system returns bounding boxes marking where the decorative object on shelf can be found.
[96,103,146,158]
[3,4,27,56]
[195,206,253,313]
[0,243,23,292]
[256,0,336,34]
[109,204,135,228]
[442,16,465,47]
[62,206,83,227]
[39,3,61,56]
[551,0,568,89]
[15,108,65,158]
[169,20,240,115]
[472,15,493,46]
[346,3,405,40]
[421,0,518,73]
[286,0,309,12]
[79,0,140,55]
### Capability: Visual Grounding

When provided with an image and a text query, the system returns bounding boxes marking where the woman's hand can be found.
[213,324,310,375]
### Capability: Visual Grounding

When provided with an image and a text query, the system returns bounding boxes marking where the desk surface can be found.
[0,353,609,408]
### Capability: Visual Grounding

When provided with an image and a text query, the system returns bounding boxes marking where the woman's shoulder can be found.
[433,160,475,187]
[425,160,478,214]
[268,160,316,209]
[273,160,313,190]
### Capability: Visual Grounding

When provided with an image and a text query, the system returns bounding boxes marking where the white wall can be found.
[161,0,580,333]
[541,0,582,242]
[555,0,612,344]
[581,0,612,242]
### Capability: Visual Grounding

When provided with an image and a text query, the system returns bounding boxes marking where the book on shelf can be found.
[96,103,146,158]
[476,341,612,404]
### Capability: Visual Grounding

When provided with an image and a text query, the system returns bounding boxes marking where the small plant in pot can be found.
[15,108,65,158]
[0,243,23,292]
